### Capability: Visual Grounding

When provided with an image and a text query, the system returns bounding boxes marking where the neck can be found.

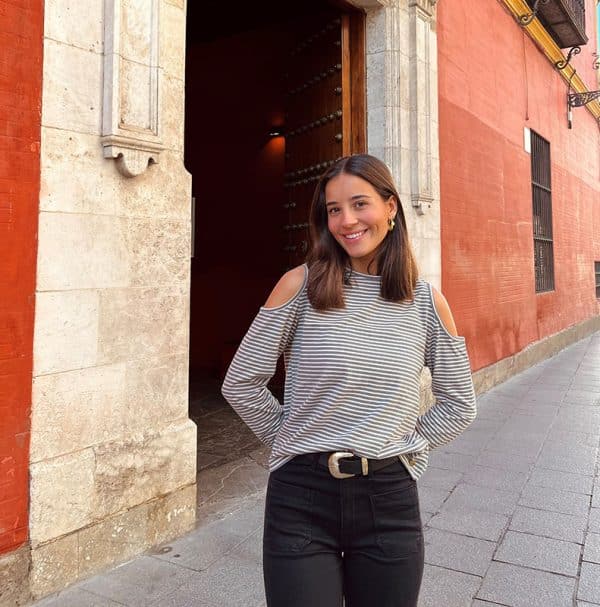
[349,258,379,275]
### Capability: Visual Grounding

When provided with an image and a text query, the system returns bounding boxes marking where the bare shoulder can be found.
[431,286,459,337]
[263,265,307,308]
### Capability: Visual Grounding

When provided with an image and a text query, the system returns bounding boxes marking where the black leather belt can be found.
[311,451,401,479]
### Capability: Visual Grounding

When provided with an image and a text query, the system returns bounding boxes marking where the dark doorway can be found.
[184,0,366,474]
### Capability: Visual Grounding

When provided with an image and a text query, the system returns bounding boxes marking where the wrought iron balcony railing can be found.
[527,0,588,48]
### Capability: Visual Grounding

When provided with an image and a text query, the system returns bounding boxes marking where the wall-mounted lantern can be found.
[567,90,600,129]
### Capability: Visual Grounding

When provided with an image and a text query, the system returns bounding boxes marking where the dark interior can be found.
[185,0,341,471]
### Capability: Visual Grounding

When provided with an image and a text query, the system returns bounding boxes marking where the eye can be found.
[327,206,340,215]
[354,200,368,208]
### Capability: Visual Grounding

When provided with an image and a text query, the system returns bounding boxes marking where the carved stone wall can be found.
[31,0,195,598]
[349,0,441,285]
[102,0,164,176]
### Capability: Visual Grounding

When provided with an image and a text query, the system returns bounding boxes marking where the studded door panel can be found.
[283,12,354,269]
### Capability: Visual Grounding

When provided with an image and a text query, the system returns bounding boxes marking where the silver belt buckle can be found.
[328,451,360,479]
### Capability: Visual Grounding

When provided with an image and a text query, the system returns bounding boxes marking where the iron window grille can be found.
[595,262,600,298]
[530,131,555,293]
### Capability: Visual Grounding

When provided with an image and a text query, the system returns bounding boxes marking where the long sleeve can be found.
[221,295,301,447]
[415,287,477,450]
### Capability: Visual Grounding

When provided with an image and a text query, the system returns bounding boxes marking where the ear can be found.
[386,195,398,218]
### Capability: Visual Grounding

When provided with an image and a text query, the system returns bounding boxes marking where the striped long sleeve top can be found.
[222,265,476,479]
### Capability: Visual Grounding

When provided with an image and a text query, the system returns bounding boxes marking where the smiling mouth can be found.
[342,230,367,241]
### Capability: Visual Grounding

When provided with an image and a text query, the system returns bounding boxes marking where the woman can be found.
[222,154,476,607]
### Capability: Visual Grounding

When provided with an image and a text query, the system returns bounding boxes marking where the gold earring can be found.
[388,218,395,232]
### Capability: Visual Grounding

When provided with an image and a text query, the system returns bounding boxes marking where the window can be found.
[530,131,555,293]
[595,262,600,298]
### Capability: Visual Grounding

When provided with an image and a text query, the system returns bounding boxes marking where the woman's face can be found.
[325,173,397,274]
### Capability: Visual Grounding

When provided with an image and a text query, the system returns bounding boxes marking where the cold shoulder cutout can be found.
[263,265,308,310]
[430,286,459,338]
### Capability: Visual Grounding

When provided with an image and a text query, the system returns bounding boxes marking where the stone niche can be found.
[30,0,196,599]
[102,0,164,177]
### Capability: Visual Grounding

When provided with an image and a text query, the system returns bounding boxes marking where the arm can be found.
[221,266,306,447]
[264,265,307,308]
[415,286,476,450]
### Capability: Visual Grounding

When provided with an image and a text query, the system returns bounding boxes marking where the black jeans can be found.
[263,454,424,607]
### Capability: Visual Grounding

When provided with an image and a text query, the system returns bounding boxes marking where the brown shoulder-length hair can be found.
[306,154,418,310]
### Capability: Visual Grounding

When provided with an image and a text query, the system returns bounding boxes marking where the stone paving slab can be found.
[476,562,576,607]
[418,485,452,512]
[472,450,536,474]
[589,508,600,534]
[494,531,581,577]
[461,465,529,493]
[546,427,600,448]
[474,404,514,421]
[518,484,590,516]
[442,483,520,516]
[535,451,597,476]
[578,562,600,604]
[539,438,598,460]
[509,505,587,543]
[484,435,545,458]
[420,510,434,525]
[418,466,463,492]
[428,507,509,542]
[423,528,495,576]
[563,390,600,406]
[527,467,594,495]
[78,556,196,607]
[593,480,600,508]
[584,533,600,564]
[151,493,264,572]
[31,332,600,607]
[441,430,492,456]
[158,532,265,607]
[33,589,124,606]
[418,565,481,607]
[428,450,478,472]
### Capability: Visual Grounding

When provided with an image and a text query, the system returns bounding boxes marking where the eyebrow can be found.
[325,195,372,207]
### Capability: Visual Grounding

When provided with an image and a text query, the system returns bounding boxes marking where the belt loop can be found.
[361,457,369,476]
[311,452,320,470]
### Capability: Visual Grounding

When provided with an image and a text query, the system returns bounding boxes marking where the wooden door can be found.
[282,7,365,270]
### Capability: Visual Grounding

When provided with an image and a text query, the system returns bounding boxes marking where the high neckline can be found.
[345,267,381,280]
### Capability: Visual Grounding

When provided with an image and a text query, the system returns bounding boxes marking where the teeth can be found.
[345,231,365,240]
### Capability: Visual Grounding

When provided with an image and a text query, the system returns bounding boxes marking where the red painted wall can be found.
[438,0,600,372]
[185,28,288,378]
[0,0,43,554]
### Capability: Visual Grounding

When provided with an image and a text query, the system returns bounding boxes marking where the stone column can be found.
[407,0,441,285]
[30,0,196,597]
[347,0,441,286]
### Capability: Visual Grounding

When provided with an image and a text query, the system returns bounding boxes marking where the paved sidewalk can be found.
[34,332,600,607]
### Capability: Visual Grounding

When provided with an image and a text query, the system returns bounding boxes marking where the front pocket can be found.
[369,483,422,557]
[263,476,314,553]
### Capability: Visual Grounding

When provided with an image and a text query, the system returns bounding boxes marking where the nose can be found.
[340,208,358,228]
